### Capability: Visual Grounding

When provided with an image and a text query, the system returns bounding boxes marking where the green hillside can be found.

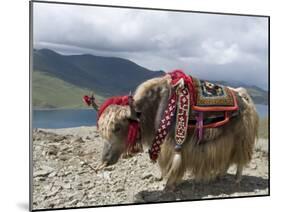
[32,71,104,109]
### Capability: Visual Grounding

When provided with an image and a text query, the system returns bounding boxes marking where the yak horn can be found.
[91,92,100,111]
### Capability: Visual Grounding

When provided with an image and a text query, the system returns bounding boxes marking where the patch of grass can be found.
[32,70,104,109]
[258,117,268,139]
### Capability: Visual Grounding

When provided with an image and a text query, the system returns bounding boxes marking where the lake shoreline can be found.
[32,109,98,129]
[33,107,95,111]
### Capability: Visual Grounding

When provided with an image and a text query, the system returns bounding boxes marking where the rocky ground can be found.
[32,126,269,210]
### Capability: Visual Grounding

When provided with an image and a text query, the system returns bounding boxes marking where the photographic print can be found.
[30,1,269,211]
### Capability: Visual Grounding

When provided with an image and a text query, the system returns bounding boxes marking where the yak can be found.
[85,70,259,190]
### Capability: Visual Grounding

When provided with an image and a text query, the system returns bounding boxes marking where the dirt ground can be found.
[32,126,269,210]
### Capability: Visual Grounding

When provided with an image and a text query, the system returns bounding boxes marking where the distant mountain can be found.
[32,49,268,108]
[210,80,268,105]
[33,49,164,97]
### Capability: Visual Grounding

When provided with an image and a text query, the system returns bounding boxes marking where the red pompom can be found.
[83,95,91,106]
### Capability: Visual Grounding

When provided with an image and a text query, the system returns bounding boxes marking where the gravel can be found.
[32,126,269,210]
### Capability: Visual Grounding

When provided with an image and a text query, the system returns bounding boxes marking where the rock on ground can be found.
[32,127,269,210]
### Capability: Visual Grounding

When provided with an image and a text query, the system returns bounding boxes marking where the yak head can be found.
[95,97,142,169]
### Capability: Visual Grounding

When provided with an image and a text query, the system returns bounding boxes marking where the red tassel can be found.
[127,121,140,147]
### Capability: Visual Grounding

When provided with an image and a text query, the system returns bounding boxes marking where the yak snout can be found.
[101,141,123,166]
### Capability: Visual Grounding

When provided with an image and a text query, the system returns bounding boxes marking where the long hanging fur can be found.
[167,153,182,179]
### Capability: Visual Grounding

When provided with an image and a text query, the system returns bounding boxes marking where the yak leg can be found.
[157,157,166,182]
[165,173,184,191]
[235,164,243,184]
[216,165,230,181]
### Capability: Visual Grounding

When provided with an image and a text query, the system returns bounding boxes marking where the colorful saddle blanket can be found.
[191,77,238,112]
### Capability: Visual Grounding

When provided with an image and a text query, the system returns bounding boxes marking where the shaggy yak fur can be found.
[97,74,259,190]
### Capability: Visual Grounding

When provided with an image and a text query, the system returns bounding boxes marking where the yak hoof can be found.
[235,179,241,190]
[235,176,242,184]
[164,184,177,192]
[235,175,243,187]
[235,174,242,189]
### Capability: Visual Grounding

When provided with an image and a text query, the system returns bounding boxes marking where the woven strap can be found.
[149,86,190,161]
[149,92,177,161]
[175,87,190,146]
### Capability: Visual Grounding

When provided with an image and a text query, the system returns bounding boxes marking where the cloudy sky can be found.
[33,2,269,89]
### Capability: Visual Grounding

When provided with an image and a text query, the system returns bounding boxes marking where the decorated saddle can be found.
[192,77,238,110]
[188,76,239,128]
[168,70,239,127]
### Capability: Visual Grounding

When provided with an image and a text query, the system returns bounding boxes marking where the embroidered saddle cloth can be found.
[191,77,238,111]
[188,76,239,128]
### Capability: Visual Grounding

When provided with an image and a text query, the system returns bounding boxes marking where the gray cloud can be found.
[33,2,268,89]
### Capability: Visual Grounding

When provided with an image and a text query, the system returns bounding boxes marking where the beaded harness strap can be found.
[148,91,177,161]
[175,84,191,149]
[149,70,193,161]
